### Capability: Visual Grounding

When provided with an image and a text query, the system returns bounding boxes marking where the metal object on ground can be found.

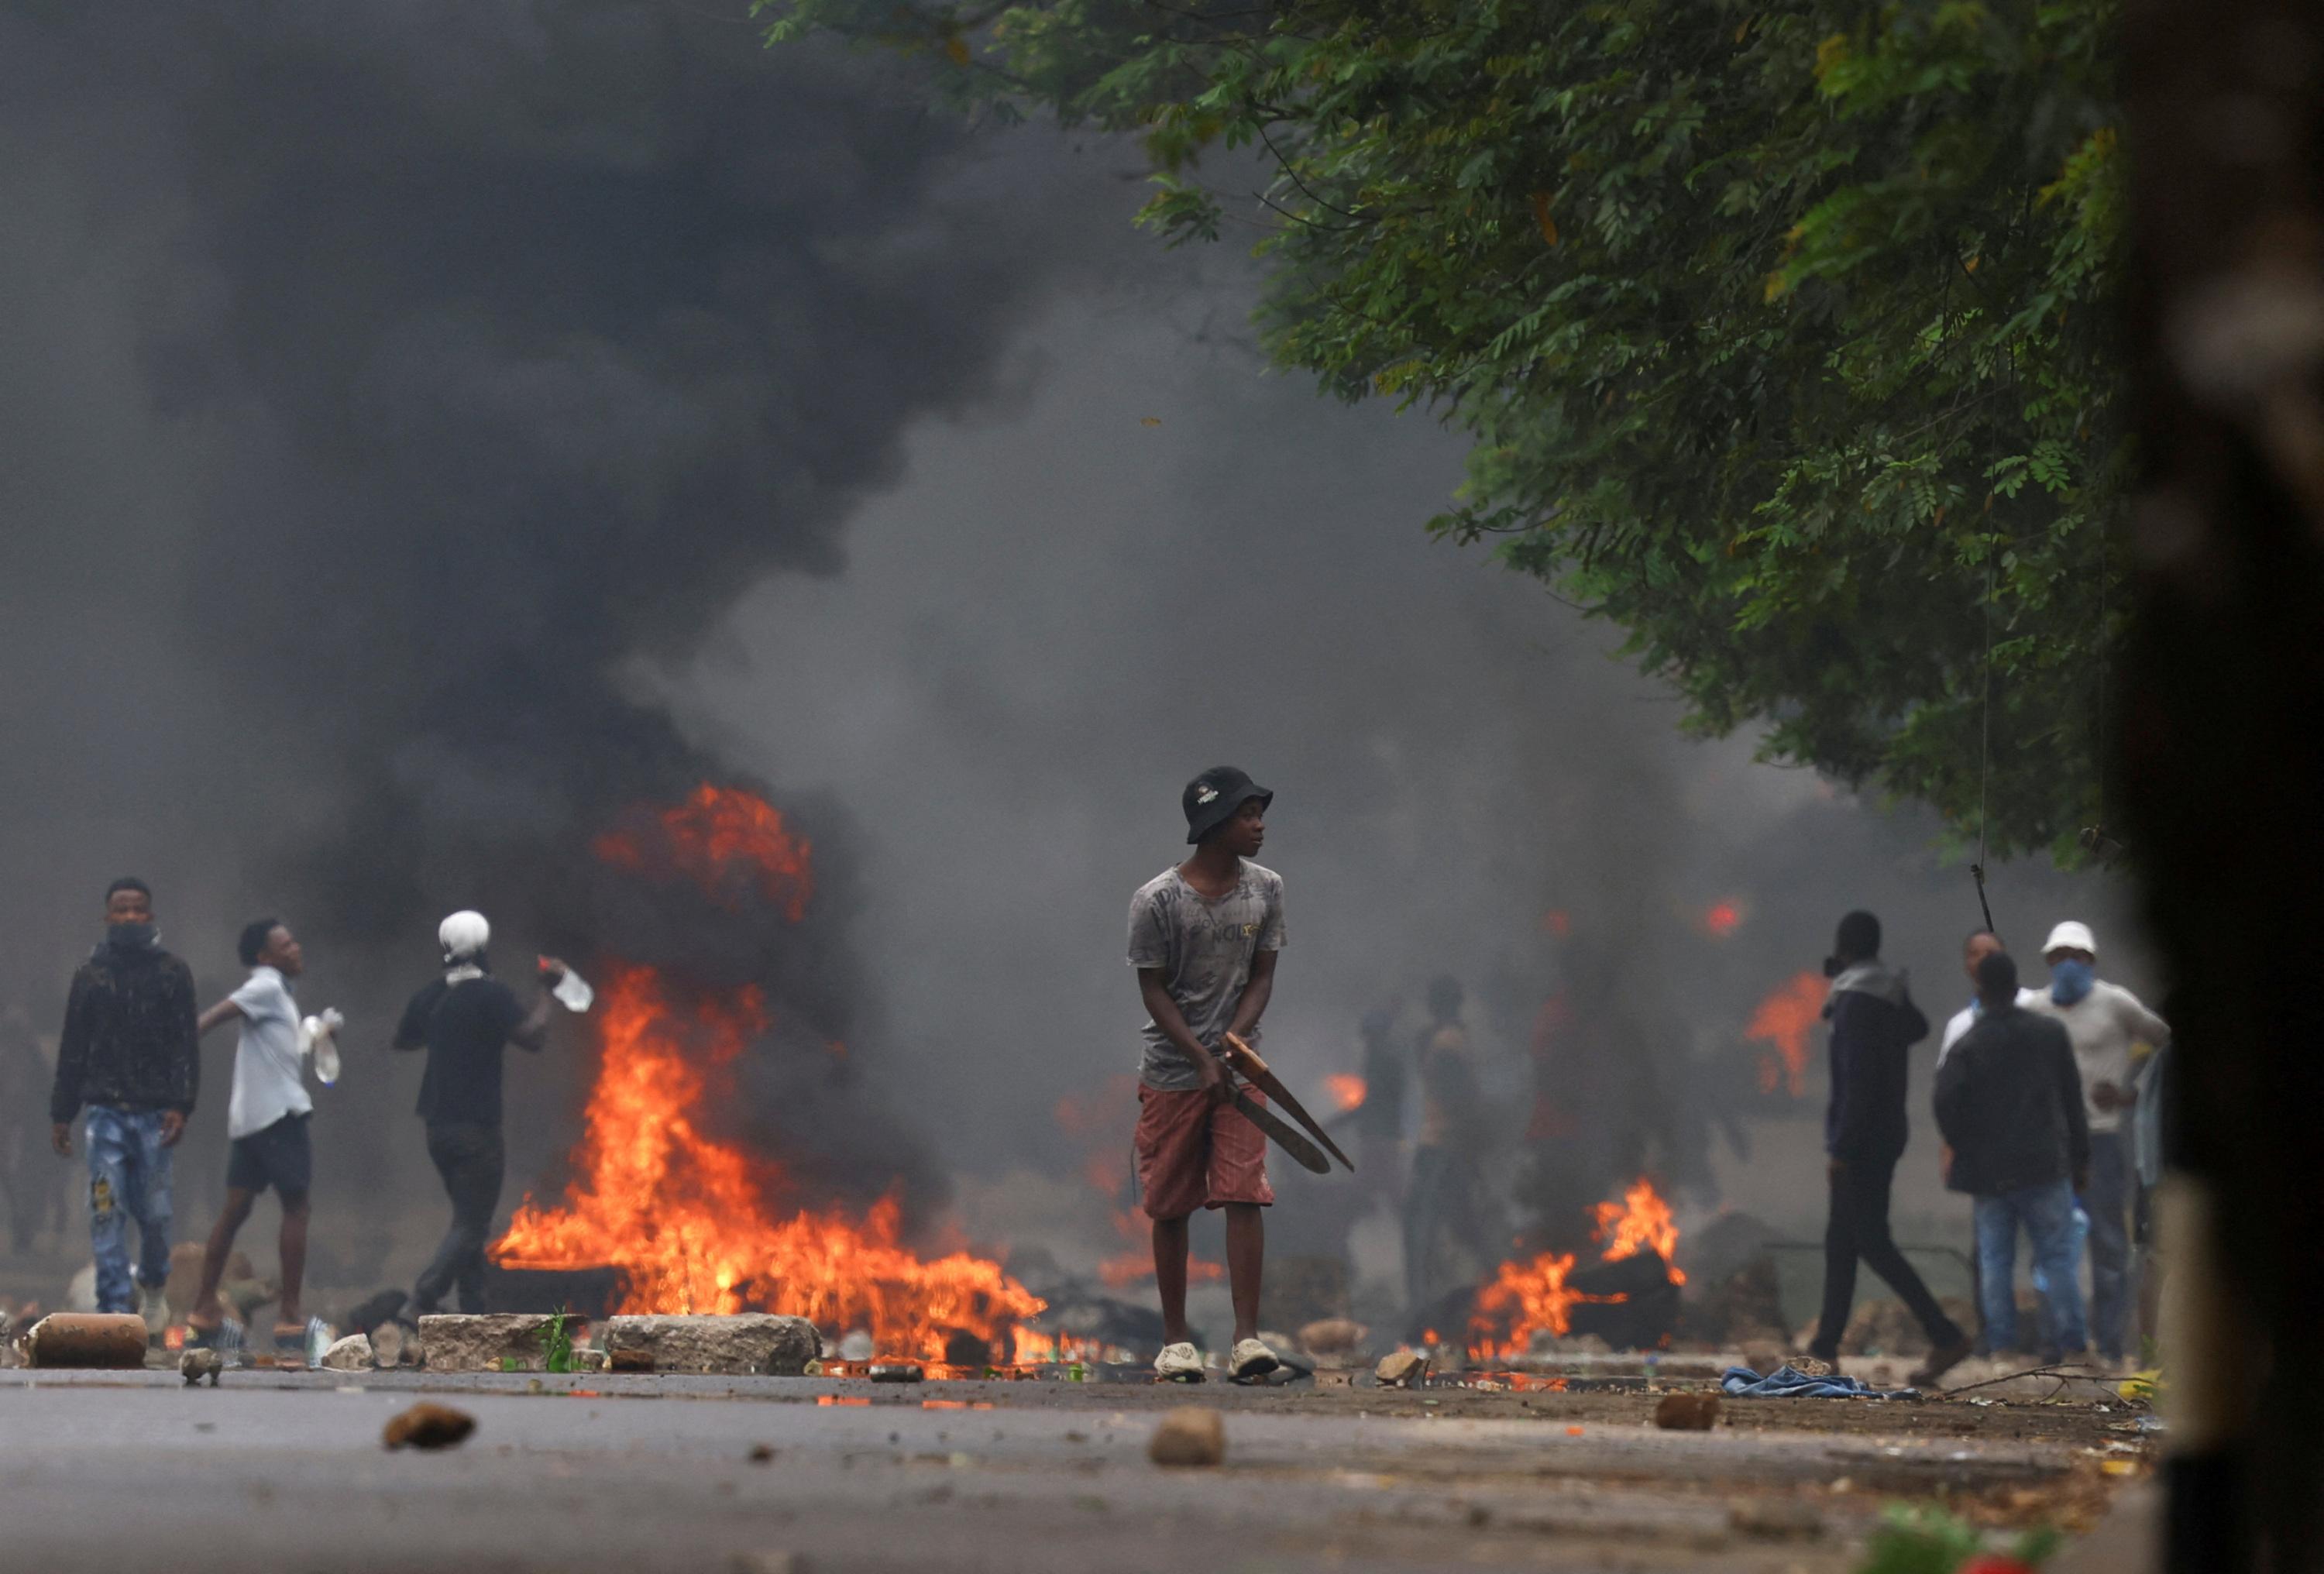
[1220,1033,1355,1171]
[22,1313,147,1369]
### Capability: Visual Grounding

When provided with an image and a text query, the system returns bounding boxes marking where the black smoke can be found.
[0,0,1126,1258]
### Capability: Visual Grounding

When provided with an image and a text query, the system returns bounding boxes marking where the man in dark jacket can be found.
[1935,949,2091,1359]
[49,878,200,1316]
[1809,910,1970,1384]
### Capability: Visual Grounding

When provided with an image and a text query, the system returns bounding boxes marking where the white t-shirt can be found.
[1937,988,2045,1065]
[2022,979,2169,1135]
[228,965,312,1139]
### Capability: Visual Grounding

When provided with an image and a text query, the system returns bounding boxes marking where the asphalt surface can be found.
[0,1367,2140,1572]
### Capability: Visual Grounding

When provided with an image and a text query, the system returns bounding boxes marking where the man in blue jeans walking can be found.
[1935,949,2092,1360]
[48,878,200,1318]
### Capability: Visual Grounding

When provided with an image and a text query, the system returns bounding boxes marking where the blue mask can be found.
[2050,959,2095,1006]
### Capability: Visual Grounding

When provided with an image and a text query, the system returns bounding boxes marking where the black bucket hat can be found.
[1182,765,1272,844]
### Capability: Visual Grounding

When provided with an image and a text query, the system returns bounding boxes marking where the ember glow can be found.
[1703,899,1743,937]
[593,782,814,919]
[1468,1177,1683,1358]
[498,785,1042,1362]
[1745,971,1827,1097]
[1324,1073,1366,1112]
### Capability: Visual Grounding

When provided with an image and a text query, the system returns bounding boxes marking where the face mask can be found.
[105,922,157,952]
[2050,959,2095,1006]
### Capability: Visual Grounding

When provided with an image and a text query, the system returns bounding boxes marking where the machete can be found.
[1222,1033,1356,1172]
[1225,1086,1330,1174]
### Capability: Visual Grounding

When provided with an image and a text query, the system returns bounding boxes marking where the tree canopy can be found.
[764,0,2128,861]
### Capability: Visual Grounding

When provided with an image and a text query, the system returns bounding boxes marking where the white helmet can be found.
[2042,919,2097,959]
[438,910,491,961]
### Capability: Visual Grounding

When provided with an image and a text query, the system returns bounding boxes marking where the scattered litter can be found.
[321,1332,373,1372]
[748,1444,777,1464]
[383,1402,476,1451]
[868,1363,924,1383]
[1721,1364,1918,1400]
[180,1348,223,1387]
[1652,1393,1722,1431]
[1148,1407,1226,1468]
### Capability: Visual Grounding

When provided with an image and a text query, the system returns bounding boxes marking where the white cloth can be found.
[1937,988,2044,1065]
[2022,978,2169,1133]
[226,965,312,1139]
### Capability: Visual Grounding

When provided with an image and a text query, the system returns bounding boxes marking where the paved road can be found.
[0,1369,2104,1572]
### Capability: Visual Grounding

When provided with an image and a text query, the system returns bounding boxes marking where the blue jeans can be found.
[2080,1131,2133,1359]
[84,1106,173,1314]
[1974,1179,2085,1356]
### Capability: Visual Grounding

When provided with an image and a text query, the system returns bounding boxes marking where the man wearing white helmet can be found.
[391,912,569,1316]
[2023,919,2169,1366]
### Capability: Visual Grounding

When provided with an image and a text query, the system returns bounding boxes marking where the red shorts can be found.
[1135,1084,1274,1219]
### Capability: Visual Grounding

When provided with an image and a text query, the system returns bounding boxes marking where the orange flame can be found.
[1468,1177,1683,1357]
[493,958,1043,1359]
[1591,1177,1685,1285]
[1703,899,1743,938]
[1745,970,1826,1097]
[1323,1073,1366,1112]
[593,783,814,919]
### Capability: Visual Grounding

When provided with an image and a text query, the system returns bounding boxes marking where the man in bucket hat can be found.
[1126,768,1286,1384]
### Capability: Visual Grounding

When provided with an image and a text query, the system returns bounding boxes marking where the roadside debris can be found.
[369,1321,408,1369]
[1721,1364,1917,1400]
[383,1403,476,1452]
[1147,1407,1226,1467]
[22,1313,147,1369]
[321,1332,373,1371]
[1297,1318,1364,1356]
[603,1314,820,1376]
[179,1347,223,1386]
[1375,1350,1428,1388]
[1652,1393,1723,1431]
[868,1362,925,1383]
[417,1314,572,1373]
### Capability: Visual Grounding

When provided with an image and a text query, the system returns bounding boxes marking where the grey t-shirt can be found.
[1126,861,1286,1091]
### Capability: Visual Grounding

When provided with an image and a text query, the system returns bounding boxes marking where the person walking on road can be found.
[2023,920,2168,1366]
[1934,948,2092,1362]
[1808,909,1971,1386]
[1127,767,1287,1386]
[49,878,199,1320]
[393,911,567,1316]
[186,918,327,1354]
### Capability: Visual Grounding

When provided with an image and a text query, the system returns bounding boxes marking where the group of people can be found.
[1812,909,2170,1386]
[44,876,572,1352]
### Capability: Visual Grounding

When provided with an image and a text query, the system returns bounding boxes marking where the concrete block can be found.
[600,1314,820,1376]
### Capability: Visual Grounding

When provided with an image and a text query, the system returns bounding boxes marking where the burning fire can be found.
[498,785,1043,1362]
[1324,1073,1366,1112]
[1746,971,1826,1097]
[593,783,813,919]
[1468,1177,1683,1358]
[1593,1177,1685,1285]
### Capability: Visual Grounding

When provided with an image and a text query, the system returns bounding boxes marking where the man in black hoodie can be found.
[49,878,200,1316]
[1934,948,2090,1361]
[1810,910,1970,1384]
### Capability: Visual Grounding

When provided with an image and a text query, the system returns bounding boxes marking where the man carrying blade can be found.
[1127,767,1286,1384]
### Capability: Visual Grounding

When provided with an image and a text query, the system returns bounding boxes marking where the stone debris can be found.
[368,1321,407,1369]
[383,1402,476,1452]
[22,1313,148,1369]
[321,1332,373,1371]
[1297,1317,1365,1355]
[415,1313,566,1373]
[179,1348,223,1387]
[1374,1349,1428,1388]
[1147,1407,1226,1467]
[1728,1497,1824,1541]
[1652,1393,1723,1431]
[602,1314,820,1376]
